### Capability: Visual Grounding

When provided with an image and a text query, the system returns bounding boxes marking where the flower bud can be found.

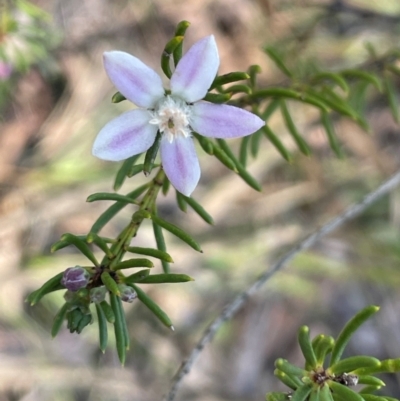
[61,266,90,292]
[90,286,107,304]
[118,284,137,303]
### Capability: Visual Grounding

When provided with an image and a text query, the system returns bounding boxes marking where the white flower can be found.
[92,36,264,196]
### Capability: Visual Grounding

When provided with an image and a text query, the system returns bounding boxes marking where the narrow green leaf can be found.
[361,395,388,401]
[264,46,293,78]
[330,305,380,366]
[113,154,141,191]
[33,288,60,315]
[261,98,280,121]
[173,21,190,66]
[60,233,99,266]
[89,184,150,234]
[311,87,359,120]
[87,192,140,205]
[113,258,154,270]
[313,334,335,365]
[143,131,162,176]
[274,369,302,390]
[298,325,318,369]
[161,36,184,78]
[109,293,126,365]
[150,214,202,252]
[280,100,311,156]
[223,84,252,95]
[195,134,214,155]
[50,239,70,252]
[127,163,145,177]
[311,72,349,93]
[111,91,126,103]
[203,93,231,103]
[152,220,170,273]
[176,191,188,212]
[125,246,173,262]
[101,272,120,296]
[357,376,385,387]
[138,273,194,284]
[99,300,115,323]
[321,111,344,158]
[248,64,262,88]
[262,125,292,162]
[182,195,214,225]
[330,356,381,375]
[347,81,369,116]
[358,386,381,394]
[329,381,365,401]
[26,272,64,305]
[292,385,312,401]
[320,383,334,401]
[216,139,262,191]
[341,70,383,92]
[354,358,400,375]
[210,71,250,90]
[116,295,129,349]
[86,232,113,258]
[275,358,307,377]
[162,176,170,196]
[266,392,290,401]
[51,303,68,338]
[130,284,174,329]
[383,74,399,123]
[252,88,330,112]
[251,128,263,157]
[239,135,250,166]
[124,269,151,283]
[309,387,320,401]
[95,303,108,353]
[212,144,237,171]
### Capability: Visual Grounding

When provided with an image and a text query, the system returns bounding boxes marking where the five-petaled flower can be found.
[92,35,264,196]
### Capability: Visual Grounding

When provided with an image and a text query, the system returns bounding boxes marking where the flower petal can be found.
[160,136,200,196]
[103,51,165,108]
[190,101,265,138]
[170,36,219,103]
[92,109,157,161]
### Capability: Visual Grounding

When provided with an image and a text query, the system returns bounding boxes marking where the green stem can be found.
[100,168,166,270]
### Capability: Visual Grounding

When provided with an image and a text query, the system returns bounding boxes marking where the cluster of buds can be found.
[60,266,137,333]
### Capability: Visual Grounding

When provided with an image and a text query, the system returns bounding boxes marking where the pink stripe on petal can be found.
[170,36,219,103]
[104,51,165,108]
[92,109,157,161]
[160,136,200,197]
[191,101,265,138]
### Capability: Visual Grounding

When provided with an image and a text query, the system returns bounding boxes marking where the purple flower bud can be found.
[90,286,107,304]
[118,284,137,303]
[61,266,90,292]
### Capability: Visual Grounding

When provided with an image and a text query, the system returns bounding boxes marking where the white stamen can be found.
[149,96,192,143]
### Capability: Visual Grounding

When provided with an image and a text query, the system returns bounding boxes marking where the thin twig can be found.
[164,169,400,401]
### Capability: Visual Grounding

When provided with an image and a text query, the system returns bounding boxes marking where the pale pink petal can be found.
[92,109,157,161]
[104,51,165,108]
[170,36,219,103]
[190,101,265,138]
[160,136,200,196]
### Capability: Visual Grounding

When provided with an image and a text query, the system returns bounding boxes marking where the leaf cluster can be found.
[267,306,400,401]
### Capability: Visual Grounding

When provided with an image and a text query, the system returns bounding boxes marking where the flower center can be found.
[149,96,192,143]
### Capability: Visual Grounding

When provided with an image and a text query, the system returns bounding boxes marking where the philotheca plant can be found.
[267,306,400,401]
[26,17,400,367]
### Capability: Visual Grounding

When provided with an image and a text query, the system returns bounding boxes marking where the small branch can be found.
[163,169,400,401]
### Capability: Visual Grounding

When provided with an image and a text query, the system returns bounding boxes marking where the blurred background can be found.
[1,0,400,400]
